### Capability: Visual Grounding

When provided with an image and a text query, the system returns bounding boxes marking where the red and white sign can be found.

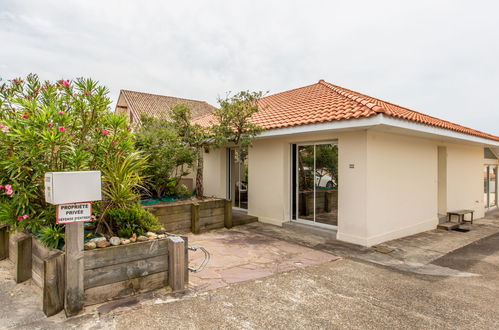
[56,202,92,224]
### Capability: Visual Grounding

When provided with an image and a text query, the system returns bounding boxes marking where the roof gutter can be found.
[257,114,499,147]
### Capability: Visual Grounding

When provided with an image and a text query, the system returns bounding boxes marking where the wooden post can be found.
[43,251,65,317]
[168,236,185,292]
[0,224,9,260]
[191,203,200,234]
[180,235,189,284]
[224,199,233,229]
[15,233,32,283]
[64,222,84,316]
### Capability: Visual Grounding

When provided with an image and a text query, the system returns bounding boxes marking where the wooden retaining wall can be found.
[83,238,170,306]
[146,199,232,234]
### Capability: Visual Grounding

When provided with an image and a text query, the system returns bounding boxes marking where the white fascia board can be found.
[378,114,499,147]
[257,116,382,138]
[257,113,499,147]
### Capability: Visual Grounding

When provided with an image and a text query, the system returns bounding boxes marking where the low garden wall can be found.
[0,225,188,316]
[299,190,338,216]
[145,198,232,234]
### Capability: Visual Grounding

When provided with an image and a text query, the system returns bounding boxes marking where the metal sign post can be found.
[45,171,102,316]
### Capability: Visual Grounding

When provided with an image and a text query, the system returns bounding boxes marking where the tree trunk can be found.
[195,150,204,198]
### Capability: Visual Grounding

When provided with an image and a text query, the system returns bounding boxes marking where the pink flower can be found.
[63,80,69,87]
[17,216,23,221]
[47,122,53,127]
[85,91,89,97]
[102,129,109,136]
[22,215,28,220]
[22,113,28,119]
[112,141,117,145]
[59,126,65,132]
[5,184,11,190]
[0,185,3,189]
[59,111,65,115]
[5,189,13,195]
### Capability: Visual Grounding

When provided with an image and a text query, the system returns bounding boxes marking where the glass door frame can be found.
[485,164,498,211]
[227,147,248,212]
[292,141,338,230]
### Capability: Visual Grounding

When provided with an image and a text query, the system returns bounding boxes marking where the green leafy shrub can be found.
[107,204,160,237]
[39,225,65,249]
[135,116,197,198]
[175,184,192,197]
[0,74,139,236]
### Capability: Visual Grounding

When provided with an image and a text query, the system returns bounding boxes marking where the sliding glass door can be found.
[484,165,498,210]
[293,142,338,228]
[228,148,248,210]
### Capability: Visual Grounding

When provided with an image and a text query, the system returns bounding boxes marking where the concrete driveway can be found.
[1,210,499,329]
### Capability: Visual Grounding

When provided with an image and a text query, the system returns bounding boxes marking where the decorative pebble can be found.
[90,237,107,244]
[121,239,131,245]
[147,235,157,240]
[156,228,167,235]
[157,234,166,239]
[84,242,96,250]
[137,235,148,242]
[109,236,121,246]
[146,232,157,237]
[96,241,111,248]
[129,233,137,243]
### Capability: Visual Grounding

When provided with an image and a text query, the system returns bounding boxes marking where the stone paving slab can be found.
[186,228,340,291]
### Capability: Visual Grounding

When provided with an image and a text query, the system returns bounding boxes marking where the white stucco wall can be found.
[203,148,227,199]
[445,143,485,218]
[202,127,491,247]
[363,131,438,246]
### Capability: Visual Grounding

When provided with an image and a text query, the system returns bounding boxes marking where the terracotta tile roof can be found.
[194,80,499,142]
[120,90,216,121]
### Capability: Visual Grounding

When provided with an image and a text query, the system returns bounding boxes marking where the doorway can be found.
[227,148,248,211]
[484,165,498,210]
[291,142,338,228]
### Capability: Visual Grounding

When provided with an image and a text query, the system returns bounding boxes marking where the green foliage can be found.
[135,116,196,198]
[38,225,65,249]
[170,105,210,197]
[107,203,160,237]
[175,183,192,196]
[211,91,264,150]
[0,74,138,235]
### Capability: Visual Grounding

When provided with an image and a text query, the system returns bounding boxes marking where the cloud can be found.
[0,0,498,134]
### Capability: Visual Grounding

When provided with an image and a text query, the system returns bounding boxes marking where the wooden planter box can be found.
[145,198,232,234]
[0,224,188,316]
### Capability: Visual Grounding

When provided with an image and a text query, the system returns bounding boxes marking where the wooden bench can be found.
[447,210,474,225]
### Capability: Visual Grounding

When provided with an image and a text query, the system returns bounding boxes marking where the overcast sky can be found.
[1,0,498,135]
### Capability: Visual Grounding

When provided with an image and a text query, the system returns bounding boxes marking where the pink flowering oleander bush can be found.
[0,74,142,235]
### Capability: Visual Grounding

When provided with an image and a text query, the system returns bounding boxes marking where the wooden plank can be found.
[8,232,23,264]
[84,271,168,306]
[32,237,54,260]
[15,233,32,283]
[84,254,168,289]
[200,215,225,228]
[43,251,65,317]
[148,204,191,216]
[0,224,8,260]
[180,236,189,284]
[168,236,185,291]
[157,212,191,223]
[199,199,225,210]
[163,222,192,233]
[199,207,225,218]
[65,222,84,316]
[224,199,233,229]
[32,254,44,287]
[191,203,200,234]
[84,239,168,270]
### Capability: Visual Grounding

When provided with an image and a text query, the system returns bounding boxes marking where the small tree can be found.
[211,91,263,151]
[135,116,197,198]
[170,105,209,198]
